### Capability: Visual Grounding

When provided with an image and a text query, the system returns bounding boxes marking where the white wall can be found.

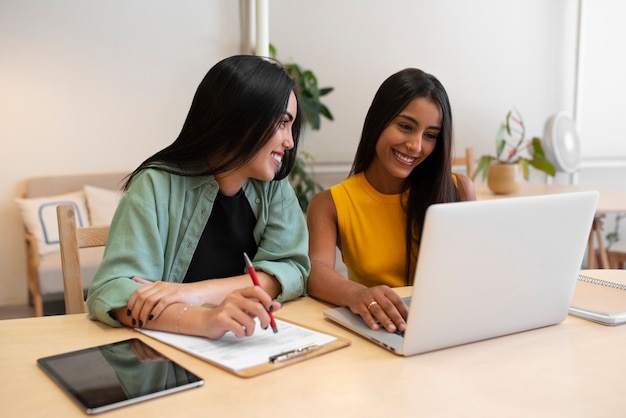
[0,0,241,305]
[1,0,624,306]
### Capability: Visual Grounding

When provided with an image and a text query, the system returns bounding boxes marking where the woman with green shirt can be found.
[87,55,310,340]
[307,68,475,335]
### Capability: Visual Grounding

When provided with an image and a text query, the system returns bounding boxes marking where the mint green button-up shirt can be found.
[87,168,310,327]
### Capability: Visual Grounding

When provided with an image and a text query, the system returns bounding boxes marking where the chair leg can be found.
[608,253,626,269]
[33,294,43,317]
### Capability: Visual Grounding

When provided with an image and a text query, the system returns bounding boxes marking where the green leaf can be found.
[288,154,324,212]
[475,109,557,180]
[529,154,556,176]
[273,46,334,211]
[319,87,334,96]
[472,155,495,181]
[530,137,547,157]
[504,110,513,135]
[519,159,530,180]
[495,138,506,159]
[320,104,334,121]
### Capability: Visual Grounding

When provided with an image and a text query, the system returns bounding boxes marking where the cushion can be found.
[84,185,122,225]
[38,246,106,295]
[15,190,91,255]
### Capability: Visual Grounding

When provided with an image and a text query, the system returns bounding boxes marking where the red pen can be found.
[243,252,278,333]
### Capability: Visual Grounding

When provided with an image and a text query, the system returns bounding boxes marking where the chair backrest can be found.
[452,147,475,179]
[56,204,109,314]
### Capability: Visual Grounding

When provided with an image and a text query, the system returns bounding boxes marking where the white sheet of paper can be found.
[138,319,337,372]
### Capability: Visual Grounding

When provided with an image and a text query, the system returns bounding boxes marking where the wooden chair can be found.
[56,204,109,314]
[608,240,626,269]
[20,171,125,316]
[452,147,475,179]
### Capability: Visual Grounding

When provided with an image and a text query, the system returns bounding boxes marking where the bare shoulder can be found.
[307,189,337,220]
[455,173,477,201]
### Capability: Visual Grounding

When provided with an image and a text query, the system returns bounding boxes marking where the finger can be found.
[224,310,258,338]
[369,303,397,333]
[354,301,381,331]
[385,290,410,319]
[132,276,152,284]
[126,277,153,318]
[238,285,275,311]
[384,292,409,331]
[381,305,405,332]
[364,296,398,333]
[216,293,265,336]
[132,283,174,327]
[139,286,184,326]
[374,297,406,332]
[133,286,165,327]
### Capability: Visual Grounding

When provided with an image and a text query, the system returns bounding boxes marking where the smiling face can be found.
[250,90,297,180]
[215,91,298,196]
[364,97,442,194]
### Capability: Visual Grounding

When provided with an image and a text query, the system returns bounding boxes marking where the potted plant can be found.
[472,108,556,194]
[271,46,334,211]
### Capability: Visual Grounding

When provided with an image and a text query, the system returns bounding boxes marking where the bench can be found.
[17,172,127,316]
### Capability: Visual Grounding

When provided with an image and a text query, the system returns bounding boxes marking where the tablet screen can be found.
[37,338,204,414]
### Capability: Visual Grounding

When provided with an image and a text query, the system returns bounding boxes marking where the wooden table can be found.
[475,182,626,268]
[3,281,626,417]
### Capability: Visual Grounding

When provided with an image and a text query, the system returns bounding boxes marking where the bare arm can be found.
[456,173,477,201]
[112,285,281,340]
[306,190,407,332]
[125,272,281,328]
[306,190,364,305]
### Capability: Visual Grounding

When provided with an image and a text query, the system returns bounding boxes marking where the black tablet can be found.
[37,338,204,414]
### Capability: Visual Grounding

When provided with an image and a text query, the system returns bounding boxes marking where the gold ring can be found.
[367,300,378,310]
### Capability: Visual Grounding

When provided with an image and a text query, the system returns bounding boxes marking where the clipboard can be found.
[138,318,350,377]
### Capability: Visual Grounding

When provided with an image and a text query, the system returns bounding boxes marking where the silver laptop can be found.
[324,191,599,356]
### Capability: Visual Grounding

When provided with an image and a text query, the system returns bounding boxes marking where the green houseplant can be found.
[271,46,334,212]
[472,108,556,184]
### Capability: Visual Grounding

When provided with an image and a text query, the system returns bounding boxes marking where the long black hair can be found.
[350,68,461,284]
[124,55,302,190]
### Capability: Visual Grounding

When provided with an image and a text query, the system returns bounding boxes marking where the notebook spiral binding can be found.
[577,274,626,291]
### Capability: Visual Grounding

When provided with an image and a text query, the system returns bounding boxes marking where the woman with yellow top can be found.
[306,68,476,334]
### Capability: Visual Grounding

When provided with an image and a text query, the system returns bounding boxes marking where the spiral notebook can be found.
[569,269,626,325]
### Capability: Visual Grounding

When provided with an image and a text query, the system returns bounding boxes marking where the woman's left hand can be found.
[127,277,206,327]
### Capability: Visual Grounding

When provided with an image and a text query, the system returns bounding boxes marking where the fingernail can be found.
[263,325,268,330]
[126,309,131,316]
[138,320,143,328]
[268,305,274,312]
[148,314,154,321]
[131,318,136,326]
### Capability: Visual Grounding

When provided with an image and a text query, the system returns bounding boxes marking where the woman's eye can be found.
[425,132,438,141]
[397,123,412,131]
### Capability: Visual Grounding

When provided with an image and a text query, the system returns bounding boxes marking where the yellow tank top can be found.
[330,172,415,287]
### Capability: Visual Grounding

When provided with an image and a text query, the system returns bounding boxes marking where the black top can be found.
[184,190,257,282]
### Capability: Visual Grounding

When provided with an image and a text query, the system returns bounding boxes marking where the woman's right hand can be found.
[348,285,409,333]
[203,286,281,340]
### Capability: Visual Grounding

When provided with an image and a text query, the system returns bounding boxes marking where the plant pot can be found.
[487,162,523,194]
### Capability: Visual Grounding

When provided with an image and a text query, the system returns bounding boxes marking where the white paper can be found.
[138,319,337,372]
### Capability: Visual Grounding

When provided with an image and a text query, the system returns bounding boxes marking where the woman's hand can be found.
[348,285,409,333]
[203,286,281,340]
[127,277,207,327]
